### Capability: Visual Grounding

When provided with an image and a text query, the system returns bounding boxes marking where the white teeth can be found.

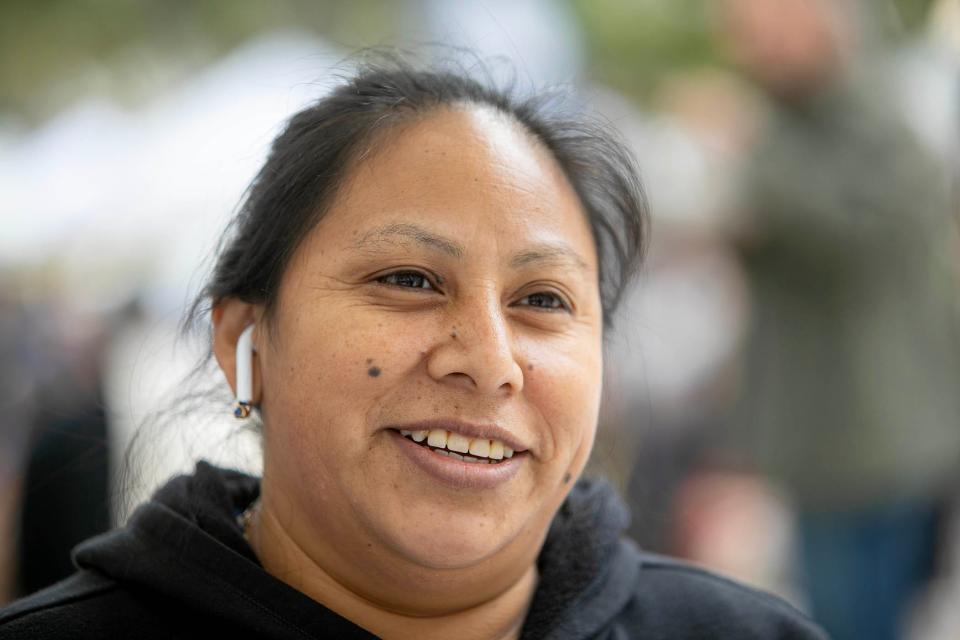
[427,429,448,448]
[447,432,471,454]
[400,428,519,462]
[468,438,490,457]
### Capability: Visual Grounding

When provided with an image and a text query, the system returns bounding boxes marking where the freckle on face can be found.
[368,366,381,377]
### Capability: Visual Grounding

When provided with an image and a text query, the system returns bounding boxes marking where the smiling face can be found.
[252,104,603,579]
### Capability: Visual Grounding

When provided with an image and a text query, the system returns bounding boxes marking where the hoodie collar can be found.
[522,476,638,640]
[75,462,637,640]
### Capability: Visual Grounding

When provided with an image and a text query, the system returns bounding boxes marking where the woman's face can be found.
[255,105,603,573]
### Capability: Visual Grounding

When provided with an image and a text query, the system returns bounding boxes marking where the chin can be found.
[398,538,502,571]
[386,510,520,571]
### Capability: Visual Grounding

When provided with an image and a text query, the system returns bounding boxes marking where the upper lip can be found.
[390,418,529,454]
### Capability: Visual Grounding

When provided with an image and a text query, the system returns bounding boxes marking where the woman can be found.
[0,57,826,639]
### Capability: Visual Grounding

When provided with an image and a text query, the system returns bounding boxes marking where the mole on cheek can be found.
[563,472,572,484]
[368,366,381,378]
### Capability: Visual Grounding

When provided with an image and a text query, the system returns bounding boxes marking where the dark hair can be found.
[183,52,648,341]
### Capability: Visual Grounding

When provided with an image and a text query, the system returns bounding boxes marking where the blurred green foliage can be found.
[0,0,406,123]
[0,0,940,126]
[569,0,719,103]
[889,0,939,30]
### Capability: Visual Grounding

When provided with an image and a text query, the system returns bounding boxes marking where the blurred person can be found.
[718,1,960,639]
[0,282,38,604]
[606,70,759,563]
[0,54,827,639]
[590,73,795,597]
[14,305,113,598]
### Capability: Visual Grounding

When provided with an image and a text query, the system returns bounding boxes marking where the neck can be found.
[247,497,540,640]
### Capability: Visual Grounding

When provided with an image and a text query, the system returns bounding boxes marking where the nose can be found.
[426,292,524,396]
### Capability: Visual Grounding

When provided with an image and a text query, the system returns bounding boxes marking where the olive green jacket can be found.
[733,77,960,509]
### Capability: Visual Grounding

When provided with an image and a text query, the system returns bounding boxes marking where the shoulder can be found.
[0,571,171,639]
[618,550,828,639]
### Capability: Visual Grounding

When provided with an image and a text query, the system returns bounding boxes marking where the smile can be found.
[388,429,524,490]
[397,429,516,464]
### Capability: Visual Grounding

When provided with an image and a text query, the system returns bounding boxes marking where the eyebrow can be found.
[354,222,463,258]
[351,222,589,273]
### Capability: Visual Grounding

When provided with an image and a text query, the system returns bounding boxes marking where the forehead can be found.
[311,104,597,266]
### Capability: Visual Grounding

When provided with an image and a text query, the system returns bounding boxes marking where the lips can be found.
[388,430,525,490]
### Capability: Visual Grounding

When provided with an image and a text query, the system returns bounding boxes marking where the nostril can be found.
[445,371,475,387]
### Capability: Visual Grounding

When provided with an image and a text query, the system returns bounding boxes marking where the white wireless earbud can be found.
[234,324,257,419]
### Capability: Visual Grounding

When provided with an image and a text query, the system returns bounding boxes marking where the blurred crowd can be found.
[602,2,960,639]
[2,1,959,639]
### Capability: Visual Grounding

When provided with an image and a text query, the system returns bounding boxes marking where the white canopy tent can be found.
[1,31,341,315]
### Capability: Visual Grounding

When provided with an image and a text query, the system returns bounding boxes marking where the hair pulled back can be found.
[185,52,648,339]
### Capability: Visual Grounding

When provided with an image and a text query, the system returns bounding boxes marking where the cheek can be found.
[525,339,603,468]
[261,313,412,458]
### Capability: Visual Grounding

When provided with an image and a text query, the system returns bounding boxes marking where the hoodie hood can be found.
[73,462,638,640]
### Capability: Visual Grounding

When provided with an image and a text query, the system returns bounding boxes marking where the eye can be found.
[376,270,436,291]
[518,291,570,312]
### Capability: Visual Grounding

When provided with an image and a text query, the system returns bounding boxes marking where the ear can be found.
[212,298,263,407]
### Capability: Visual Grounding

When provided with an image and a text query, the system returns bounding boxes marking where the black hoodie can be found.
[0,462,827,639]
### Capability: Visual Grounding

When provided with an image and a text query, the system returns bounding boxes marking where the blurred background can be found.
[1,1,958,639]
